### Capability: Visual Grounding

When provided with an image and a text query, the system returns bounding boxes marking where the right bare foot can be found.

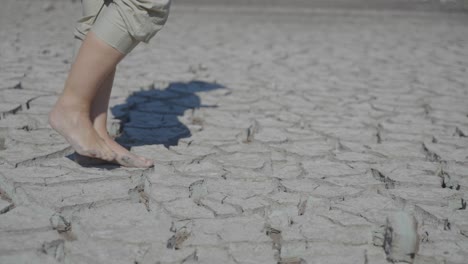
[49,102,116,162]
[101,134,154,168]
[74,135,154,168]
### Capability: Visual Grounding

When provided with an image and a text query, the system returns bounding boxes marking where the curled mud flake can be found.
[297,199,307,216]
[453,127,467,137]
[41,239,65,262]
[443,219,451,231]
[422,103,432,116]
[265,226,282,248]
[376,129,382,144]
[420,230,429,243]
[13,82,23,89]
[275,178,288,193]
[461,230,468,238]
[0,201,14,214]
[50,213,71,233]
[0,189,14,214]
[421,143,441,162]
[372,225,386,247]
[239,119,259,143]
[382,211,419,263]
[265,225,283,262]
[188,179,208,204]
[166,228,191,250]
[436,166,460,190]
[461,199,467,210]
[129,184,150,211]
[370,168,395,189]
[166,235,176,249]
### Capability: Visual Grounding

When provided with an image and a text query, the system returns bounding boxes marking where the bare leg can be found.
[49,31,124,161]
[89,68,154,168]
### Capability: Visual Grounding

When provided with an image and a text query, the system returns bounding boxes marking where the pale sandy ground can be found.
[1,0,468,263]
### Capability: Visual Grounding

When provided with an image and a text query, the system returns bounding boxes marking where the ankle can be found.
[52,98,90,117]
[49,100,91,128]
[56,93,92,114]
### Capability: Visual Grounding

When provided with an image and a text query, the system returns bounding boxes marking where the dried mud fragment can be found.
[167,227,191,250]
[188,179,208,205]
[265,225,283,262]
[370,168,395,189]
[297,199,307,216]
[128,184,150,211]
[436,166,460,190]
[50,213,71,233]
[41,239,65,262]
[453,127,467,137]
[239,120,259,143]
[382,211,419,263]
[421,143,441,162]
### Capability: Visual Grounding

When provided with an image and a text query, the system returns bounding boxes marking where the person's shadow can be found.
[110,80,223,149]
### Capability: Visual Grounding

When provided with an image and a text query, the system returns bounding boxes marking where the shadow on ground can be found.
[67,80,223,168]
[111,80,223,148]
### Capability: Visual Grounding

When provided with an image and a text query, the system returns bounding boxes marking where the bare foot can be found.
[101,134,154,168]
[74,140,154,168]
[49,102,116,162]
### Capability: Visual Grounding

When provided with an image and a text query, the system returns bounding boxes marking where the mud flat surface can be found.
[0,0,467,263]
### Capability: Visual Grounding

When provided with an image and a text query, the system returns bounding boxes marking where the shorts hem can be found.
[91,15,139,54]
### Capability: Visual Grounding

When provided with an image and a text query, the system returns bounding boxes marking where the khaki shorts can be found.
[74,0,171,54]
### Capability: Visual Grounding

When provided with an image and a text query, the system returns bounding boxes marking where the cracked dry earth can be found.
[1,1,468,263]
